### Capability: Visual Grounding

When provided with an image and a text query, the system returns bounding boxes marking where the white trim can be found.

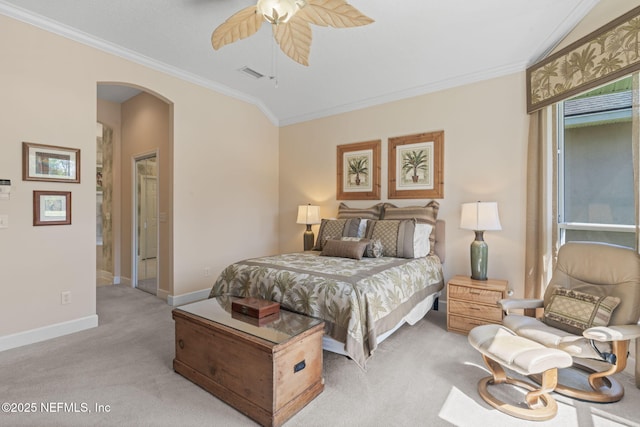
[0,1,598,128]
[279,62,526,126]
[0,1,279,126]
[528,0,600,65]
[167,288,211,307]
[157,288,170,301]
[0,315,98,352]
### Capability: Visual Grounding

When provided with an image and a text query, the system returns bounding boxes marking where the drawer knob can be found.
[178,339,184,349]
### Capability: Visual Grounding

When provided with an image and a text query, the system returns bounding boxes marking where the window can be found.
[558,77,635,248]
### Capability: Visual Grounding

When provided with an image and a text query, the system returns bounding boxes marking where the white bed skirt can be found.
[322,291,441,356]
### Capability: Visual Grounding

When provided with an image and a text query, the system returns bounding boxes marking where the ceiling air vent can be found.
[238,66,265,79]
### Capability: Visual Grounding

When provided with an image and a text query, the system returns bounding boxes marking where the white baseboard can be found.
[0,315,99,352]
[157,288,170,301]
[168,288,211,307]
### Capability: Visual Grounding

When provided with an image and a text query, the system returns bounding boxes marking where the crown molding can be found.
[0,0,599,128]
[279,61,527,126]
[0,1,280,126]
[529,0,600,64]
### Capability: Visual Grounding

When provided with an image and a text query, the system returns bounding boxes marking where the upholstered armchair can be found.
[499,241,640,402]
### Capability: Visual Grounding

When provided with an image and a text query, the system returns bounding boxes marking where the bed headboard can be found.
[434,219,445,263]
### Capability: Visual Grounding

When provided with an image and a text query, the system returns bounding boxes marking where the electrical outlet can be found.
[61,291,71,305]
[204,267,211,277]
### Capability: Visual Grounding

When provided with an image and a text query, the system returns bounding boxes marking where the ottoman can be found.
[468,324,573,421]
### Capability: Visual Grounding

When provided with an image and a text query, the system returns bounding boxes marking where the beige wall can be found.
[554,0,640,53]
[279,73,529,295]
[0,15,279,341]
[120,92,172,296]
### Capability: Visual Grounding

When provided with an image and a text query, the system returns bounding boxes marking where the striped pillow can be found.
[364,219,431,258]
[337,202,384,220]
[320,239,368,260]
[543,288,620,335]
[312,218,361,251]
[381,201,439,254]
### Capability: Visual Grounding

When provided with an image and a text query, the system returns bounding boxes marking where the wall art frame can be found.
[33,190,71,226]
[336,140,381,200]
[388,131,444,199]
[23,142,81,183]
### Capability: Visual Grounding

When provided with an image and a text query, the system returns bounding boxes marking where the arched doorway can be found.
[96,83,174,300]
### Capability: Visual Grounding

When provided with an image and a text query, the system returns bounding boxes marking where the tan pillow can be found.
[382,201,439,255]
[543,288,621,335]
[320,239,368,260]
[336,203,384,220]
[363,219,429,258]
[313,218,361,251]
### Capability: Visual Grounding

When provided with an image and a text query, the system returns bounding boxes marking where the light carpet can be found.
[0,285,639,426]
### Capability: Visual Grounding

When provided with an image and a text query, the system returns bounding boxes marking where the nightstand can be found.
[446,275,508,335]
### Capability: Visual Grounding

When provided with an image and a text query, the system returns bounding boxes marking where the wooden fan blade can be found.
[211,5,263,50]
[299,0,374,28]
[273,18,312,66]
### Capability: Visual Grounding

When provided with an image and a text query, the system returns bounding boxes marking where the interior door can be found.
[134,155,158,295]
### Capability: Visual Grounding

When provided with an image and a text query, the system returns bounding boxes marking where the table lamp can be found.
[296,204,321,251]
[460,201,502,281]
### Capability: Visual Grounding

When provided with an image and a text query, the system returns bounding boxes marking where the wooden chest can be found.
[446,275,508,335]
[173,298,324,427]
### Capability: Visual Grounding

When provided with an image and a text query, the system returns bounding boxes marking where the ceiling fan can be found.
[211,0,374,66]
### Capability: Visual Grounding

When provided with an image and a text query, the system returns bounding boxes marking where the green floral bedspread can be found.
[209,252,443,368]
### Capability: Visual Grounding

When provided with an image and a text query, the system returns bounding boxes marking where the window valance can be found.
[527,5,640,113]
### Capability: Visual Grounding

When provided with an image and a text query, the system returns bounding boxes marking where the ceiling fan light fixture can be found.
[256,0,300,24]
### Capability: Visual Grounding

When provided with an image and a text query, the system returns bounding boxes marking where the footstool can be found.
[468,324,573,421]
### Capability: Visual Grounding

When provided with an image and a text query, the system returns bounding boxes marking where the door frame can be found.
[132,150,160,293]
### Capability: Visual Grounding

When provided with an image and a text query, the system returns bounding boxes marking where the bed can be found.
[209,205,445,368]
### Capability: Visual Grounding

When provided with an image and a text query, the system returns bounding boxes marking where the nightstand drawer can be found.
[449,300,502,322]
[448,314,500,334]
[448,284,503,305]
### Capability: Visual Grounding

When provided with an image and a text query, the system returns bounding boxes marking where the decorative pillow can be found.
[381,201,439,255]
[320,239,368,260]
[356,219,368,238]
[412,223,432,258]
[312,218,361,251]
[365,238,384,258]
[543,288,621,335]
[337,202,384,220]
[341,237,384,258]
[363,219,430,258]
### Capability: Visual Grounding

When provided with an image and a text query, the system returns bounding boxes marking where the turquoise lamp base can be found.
[470,230,488,281]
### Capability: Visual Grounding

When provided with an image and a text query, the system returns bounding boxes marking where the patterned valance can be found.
[527,5,640,113]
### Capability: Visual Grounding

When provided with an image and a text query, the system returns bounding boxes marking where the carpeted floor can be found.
[0,285,639,426]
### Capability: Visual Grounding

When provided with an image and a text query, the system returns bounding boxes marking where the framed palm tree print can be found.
[336,140,381,200]
[388,131,444,199]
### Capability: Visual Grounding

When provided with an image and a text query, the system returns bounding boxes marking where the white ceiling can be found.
[0,0,599,126]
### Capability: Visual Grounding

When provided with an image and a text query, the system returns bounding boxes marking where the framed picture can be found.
[33,191,71,226]
[388,131,444,199]
[23,142,80,183]
[337,140,381,200]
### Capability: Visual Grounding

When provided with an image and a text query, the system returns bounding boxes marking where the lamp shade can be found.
[296,205,321,225]
[460,202,502,231]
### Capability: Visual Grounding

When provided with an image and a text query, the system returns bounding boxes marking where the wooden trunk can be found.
[173,309,324,427]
